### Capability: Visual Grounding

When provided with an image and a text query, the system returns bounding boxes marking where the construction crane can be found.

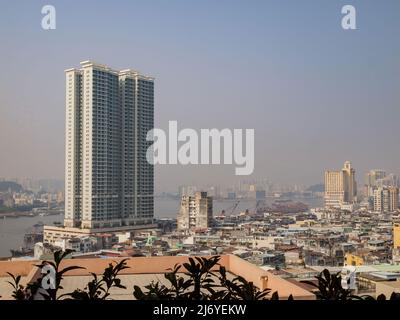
[244,200,264,215]
[220,200,240,216]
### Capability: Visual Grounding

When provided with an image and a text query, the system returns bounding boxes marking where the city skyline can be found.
[1,163,398,194]
[1,0,400,190]
[2,1,400,306]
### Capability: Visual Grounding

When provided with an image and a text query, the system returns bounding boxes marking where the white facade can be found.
[373,186,399,212]
[65,61,154,230]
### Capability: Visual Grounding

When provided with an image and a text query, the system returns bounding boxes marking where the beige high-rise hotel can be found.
[324,161,357,208]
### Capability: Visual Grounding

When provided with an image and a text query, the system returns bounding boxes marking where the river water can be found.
[0,197,323,257]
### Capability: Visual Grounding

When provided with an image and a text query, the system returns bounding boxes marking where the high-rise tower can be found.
[64,61,154,230]
[324,161,357,208]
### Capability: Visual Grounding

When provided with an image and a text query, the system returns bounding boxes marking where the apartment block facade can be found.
[177,192,213,231]
[64,61,154,230]
[373,186,399,213]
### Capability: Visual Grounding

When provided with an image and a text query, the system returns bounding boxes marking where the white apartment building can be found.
[64,61,154,230]
[373,186,399,212]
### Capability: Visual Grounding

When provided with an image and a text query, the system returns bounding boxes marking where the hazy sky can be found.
[0,0,399,192]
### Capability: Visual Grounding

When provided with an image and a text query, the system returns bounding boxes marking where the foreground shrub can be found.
[133,256,275,300]
[5,251,400,301]
[304,268,400,301]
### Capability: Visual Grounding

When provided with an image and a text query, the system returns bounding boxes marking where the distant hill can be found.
[306,183,324,192]
[0,181,23,192]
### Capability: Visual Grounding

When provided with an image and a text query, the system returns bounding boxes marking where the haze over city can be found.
[2,1,400,309]
[1,0,399,192]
